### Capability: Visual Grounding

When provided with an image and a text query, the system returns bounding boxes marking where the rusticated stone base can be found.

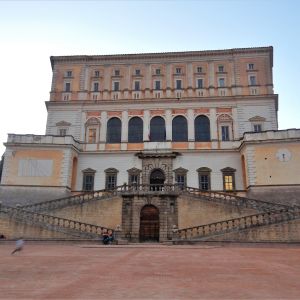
[121,193,178,242]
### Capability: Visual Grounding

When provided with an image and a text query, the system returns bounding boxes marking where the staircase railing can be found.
[19,184,181,212]
[0,204,113,238]
[176,207,300,240]
[182,186,295,212]
[18,184,296,214]
[21,189,118,212]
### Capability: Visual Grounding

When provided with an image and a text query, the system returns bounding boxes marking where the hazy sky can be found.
[0,0,299,155]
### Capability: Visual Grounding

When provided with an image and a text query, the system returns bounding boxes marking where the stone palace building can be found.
[1,46,300,242]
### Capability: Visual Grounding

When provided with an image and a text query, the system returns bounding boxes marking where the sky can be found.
[0,0,300,155]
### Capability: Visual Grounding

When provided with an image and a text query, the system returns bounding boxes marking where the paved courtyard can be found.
[1,242,300,299]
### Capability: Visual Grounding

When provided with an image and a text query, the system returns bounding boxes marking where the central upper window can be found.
[150,116,166,142]
[176,79,182,90]
[134,81,140,91]
[113,81,120,91]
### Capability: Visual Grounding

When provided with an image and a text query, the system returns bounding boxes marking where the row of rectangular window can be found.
[64,76,256,92]
[65,63,256,79]
[82,171,235,191]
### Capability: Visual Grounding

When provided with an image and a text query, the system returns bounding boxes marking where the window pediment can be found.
[173,167,188,174]
[85,117,100,126]
[127,167,141,174]
[56,121,71,126]
[218,114,232,122]
[197,167,212,173]
[105,168,119,174]
[82,168,96,173]
[249,116,266,122]
[221,167,236,173]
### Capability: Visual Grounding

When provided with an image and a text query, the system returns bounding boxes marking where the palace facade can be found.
[1,47,300,242]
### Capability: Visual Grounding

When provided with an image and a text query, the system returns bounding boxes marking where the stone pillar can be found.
[121,110,128,142]
[80,112,86,142]
[166,64,172,98]
[143,110,150,141]
[165,109,172,141]
[208,61,215,96]
[210,108,218,141]
[187,63,193,97]
[100,111,107,142]
[104,66,110,91]
[187,109,195,141]
[232,107,239,139]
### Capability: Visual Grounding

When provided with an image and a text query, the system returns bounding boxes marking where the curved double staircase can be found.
[0,184,299,241]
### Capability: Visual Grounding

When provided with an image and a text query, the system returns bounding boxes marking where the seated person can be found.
[102,230,113,245]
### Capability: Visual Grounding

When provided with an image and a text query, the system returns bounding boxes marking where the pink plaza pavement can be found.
[1,242,300,300]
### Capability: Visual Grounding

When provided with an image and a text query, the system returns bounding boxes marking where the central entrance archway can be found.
[139,205,159,242]
[150,169,165,191]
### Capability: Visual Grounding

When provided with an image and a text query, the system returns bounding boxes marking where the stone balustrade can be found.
[21,189,115,212]
[176,208,300,240]
[0,204,113,238]
[183,186,295,211]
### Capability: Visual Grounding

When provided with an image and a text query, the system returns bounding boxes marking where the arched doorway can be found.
[150,169,165,191]
[139,205,159,242]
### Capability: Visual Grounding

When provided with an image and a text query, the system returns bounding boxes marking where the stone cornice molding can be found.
[45,94,279,109]
[50,46,273,69]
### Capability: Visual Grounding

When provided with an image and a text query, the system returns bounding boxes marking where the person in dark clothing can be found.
[102,230,113,245]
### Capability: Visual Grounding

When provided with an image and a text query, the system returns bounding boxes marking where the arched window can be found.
[195,115,210,141]
[172,116,188,142]
[128,117,143,143]
[106,117,121,143]
[150,116,166,142]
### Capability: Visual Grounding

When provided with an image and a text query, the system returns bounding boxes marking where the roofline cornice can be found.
[50,46,273,69]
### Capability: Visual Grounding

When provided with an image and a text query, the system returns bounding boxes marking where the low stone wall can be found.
[178,195,257,229]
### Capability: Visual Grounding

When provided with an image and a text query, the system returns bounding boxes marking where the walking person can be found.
[11,238,24,255]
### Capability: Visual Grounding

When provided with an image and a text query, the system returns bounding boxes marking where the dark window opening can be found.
[150,117,166,142]
[128,117,143,143]
[107,118,121,143]
[195,115,211,141]
[172,116,188,141]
